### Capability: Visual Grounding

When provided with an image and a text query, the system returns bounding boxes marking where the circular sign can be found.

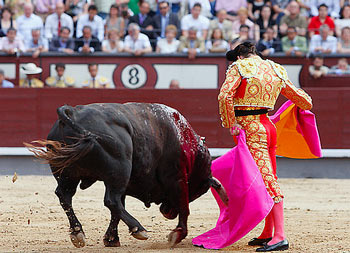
[121,64,147,89]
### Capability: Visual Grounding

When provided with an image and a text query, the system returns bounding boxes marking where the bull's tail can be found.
[24,105,96,174]
[209,177,229,206]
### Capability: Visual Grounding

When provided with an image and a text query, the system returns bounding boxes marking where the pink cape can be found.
[192,100,322,249]
[270,100,322,159]
[192,129,274,249]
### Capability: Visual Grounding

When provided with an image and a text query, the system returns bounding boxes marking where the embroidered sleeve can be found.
[218,64,242,128]
[281,79,313,110]
[268,60,312,110]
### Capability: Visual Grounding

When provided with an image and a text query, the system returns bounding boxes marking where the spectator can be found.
[310,0,340,19]
[271,0,291,24]
[156,24,180,53]
[45,63,75,87]
[335,5,350,37]
[188,0,213,19]
[129,1,154,40]
[76,5,104,42]
[279,1,308,37]
[34,0,60,21]
[0,28,25,54]
[168,0,181,14]
[298,0,312,17]
[19,63,44,88]
[328,58,350,75]
[144,0,157,16]
[256,26,282,56]
[25,29,48,58]
[215,0,247,20]
[94,0,116,19]
[105,4,125,38]
[254,5,277,41]
[340,0,350,7]
[169,79,180,89]
[309,24,337,54]
[153,1,181,40]
[207,9,233,41]
[232,7,255,40]
[337,26,350,53]
[282,26,308,56]
[0,7,17,37]
[81,63,112,88]
[309,56,329,78]
[16,3,44,42]
[49,26,75,53]
[128,0,140,15]
[6,0,28,20]
[206,28,230,53]
[120,3,133,28]
[102,28,124,53]
[247,0,268,21]
[230,24,253,49]
[45,2,74,40]
[181,3,209,39]
[124,23,152,55]
[65,0,88,22]
[308,4,335,37]
[75,25,102,53]
[0,69,14,88]
[178,27,205,59]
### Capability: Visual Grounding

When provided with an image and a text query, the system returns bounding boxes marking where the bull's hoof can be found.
[131,227,149,240]
[70,231,86,248]
[167,228,185,247]
[103,237,121,247]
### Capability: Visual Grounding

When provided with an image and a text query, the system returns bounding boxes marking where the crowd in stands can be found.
[0,0,350,88]
[0,0,349,58]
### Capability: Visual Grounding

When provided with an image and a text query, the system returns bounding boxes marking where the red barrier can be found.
[1,53,350,88]
[0,88,349,148]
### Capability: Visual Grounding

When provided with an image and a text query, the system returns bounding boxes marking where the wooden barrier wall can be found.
[0,88,349,148]
[0,53,349,88]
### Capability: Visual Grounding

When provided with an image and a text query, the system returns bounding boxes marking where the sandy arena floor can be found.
[0,176,349,252]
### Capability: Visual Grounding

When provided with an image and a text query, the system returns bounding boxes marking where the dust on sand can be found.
[0,176,349,252]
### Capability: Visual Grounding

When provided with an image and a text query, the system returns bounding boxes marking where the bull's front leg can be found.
[168,179,189,247]
[55,176,85,248]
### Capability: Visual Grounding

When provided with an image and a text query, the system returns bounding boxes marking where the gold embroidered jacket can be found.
[218,55,312,128]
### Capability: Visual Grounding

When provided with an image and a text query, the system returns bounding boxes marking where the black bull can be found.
[26,103,228,248]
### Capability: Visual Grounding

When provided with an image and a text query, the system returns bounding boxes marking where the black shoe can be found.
[256,239,289,252]
[248,237,272,246]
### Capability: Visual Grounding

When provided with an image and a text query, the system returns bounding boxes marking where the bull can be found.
[26,103,228,248]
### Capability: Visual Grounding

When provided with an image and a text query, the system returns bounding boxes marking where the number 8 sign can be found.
[121,64,147,89]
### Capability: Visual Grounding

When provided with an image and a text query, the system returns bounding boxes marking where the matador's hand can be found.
[230,124,242,136]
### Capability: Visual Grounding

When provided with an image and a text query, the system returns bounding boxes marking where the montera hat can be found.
[21,63,42,74]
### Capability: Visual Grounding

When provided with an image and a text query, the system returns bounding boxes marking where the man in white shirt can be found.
[76,5,104,41]
[45,2,74,40]
[0,28,26,54]
[188,0,212,18]
[124,23,153,56]
[309,24,337,54]
[181,3,209,39]
[310,0,340,19]
[25,29,49,58]
[81,63,112,88]
[16,3,44,43]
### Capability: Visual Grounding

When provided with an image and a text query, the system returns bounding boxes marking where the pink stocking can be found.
[258,212,274,239]
[268,200,286,245]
